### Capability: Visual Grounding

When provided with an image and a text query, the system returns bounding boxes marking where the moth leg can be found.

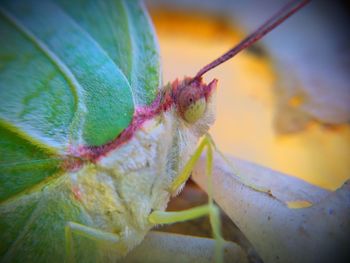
[150,134,224,263]
[208,133,270,193]
[65,221,120,263]
[169,135,211,193]
[148,204,223,262]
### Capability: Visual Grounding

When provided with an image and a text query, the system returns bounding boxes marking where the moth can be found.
[0,0,309,262]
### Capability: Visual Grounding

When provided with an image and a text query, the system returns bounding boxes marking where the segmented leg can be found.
[209,134,270,193]
[65,222,120,263]
[149,134,224,263]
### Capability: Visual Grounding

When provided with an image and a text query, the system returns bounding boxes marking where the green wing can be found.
[0,0,160,261]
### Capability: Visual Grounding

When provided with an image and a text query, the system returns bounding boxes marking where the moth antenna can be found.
[193,0,310,80]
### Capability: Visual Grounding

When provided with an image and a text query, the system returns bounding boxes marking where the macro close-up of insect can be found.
[1,0,350,263]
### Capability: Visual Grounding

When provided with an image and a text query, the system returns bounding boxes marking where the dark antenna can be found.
[193,0,310,80]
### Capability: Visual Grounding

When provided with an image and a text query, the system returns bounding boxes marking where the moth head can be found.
[172,77,217,124]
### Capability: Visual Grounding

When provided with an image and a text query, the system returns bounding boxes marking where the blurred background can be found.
[146,0,350,191]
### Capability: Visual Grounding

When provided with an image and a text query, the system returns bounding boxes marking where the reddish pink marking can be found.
[61,157,84,171]
[67,77,217,163]
[72,186,82,201]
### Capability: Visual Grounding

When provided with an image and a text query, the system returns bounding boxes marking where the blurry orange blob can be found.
[151,10,350,190]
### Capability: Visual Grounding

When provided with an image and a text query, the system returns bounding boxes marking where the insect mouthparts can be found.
[192,0,310,80]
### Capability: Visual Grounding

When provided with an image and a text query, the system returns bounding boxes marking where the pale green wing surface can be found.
[55,0,161,106]
[0,0,160,261]
[0,0,134,147]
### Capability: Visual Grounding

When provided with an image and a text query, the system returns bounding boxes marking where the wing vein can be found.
[0,6,86,146]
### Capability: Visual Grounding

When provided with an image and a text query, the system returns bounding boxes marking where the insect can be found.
[0,0,309,262]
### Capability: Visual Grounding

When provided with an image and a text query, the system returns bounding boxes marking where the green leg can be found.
[65,222,120,263]
[169,135,212,194]
[149,204,223,262]
[151,134,224,263]
[210,134,270,193]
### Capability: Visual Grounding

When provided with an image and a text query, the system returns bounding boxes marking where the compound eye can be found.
[183,97,206,123]
[178,88,206,123]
